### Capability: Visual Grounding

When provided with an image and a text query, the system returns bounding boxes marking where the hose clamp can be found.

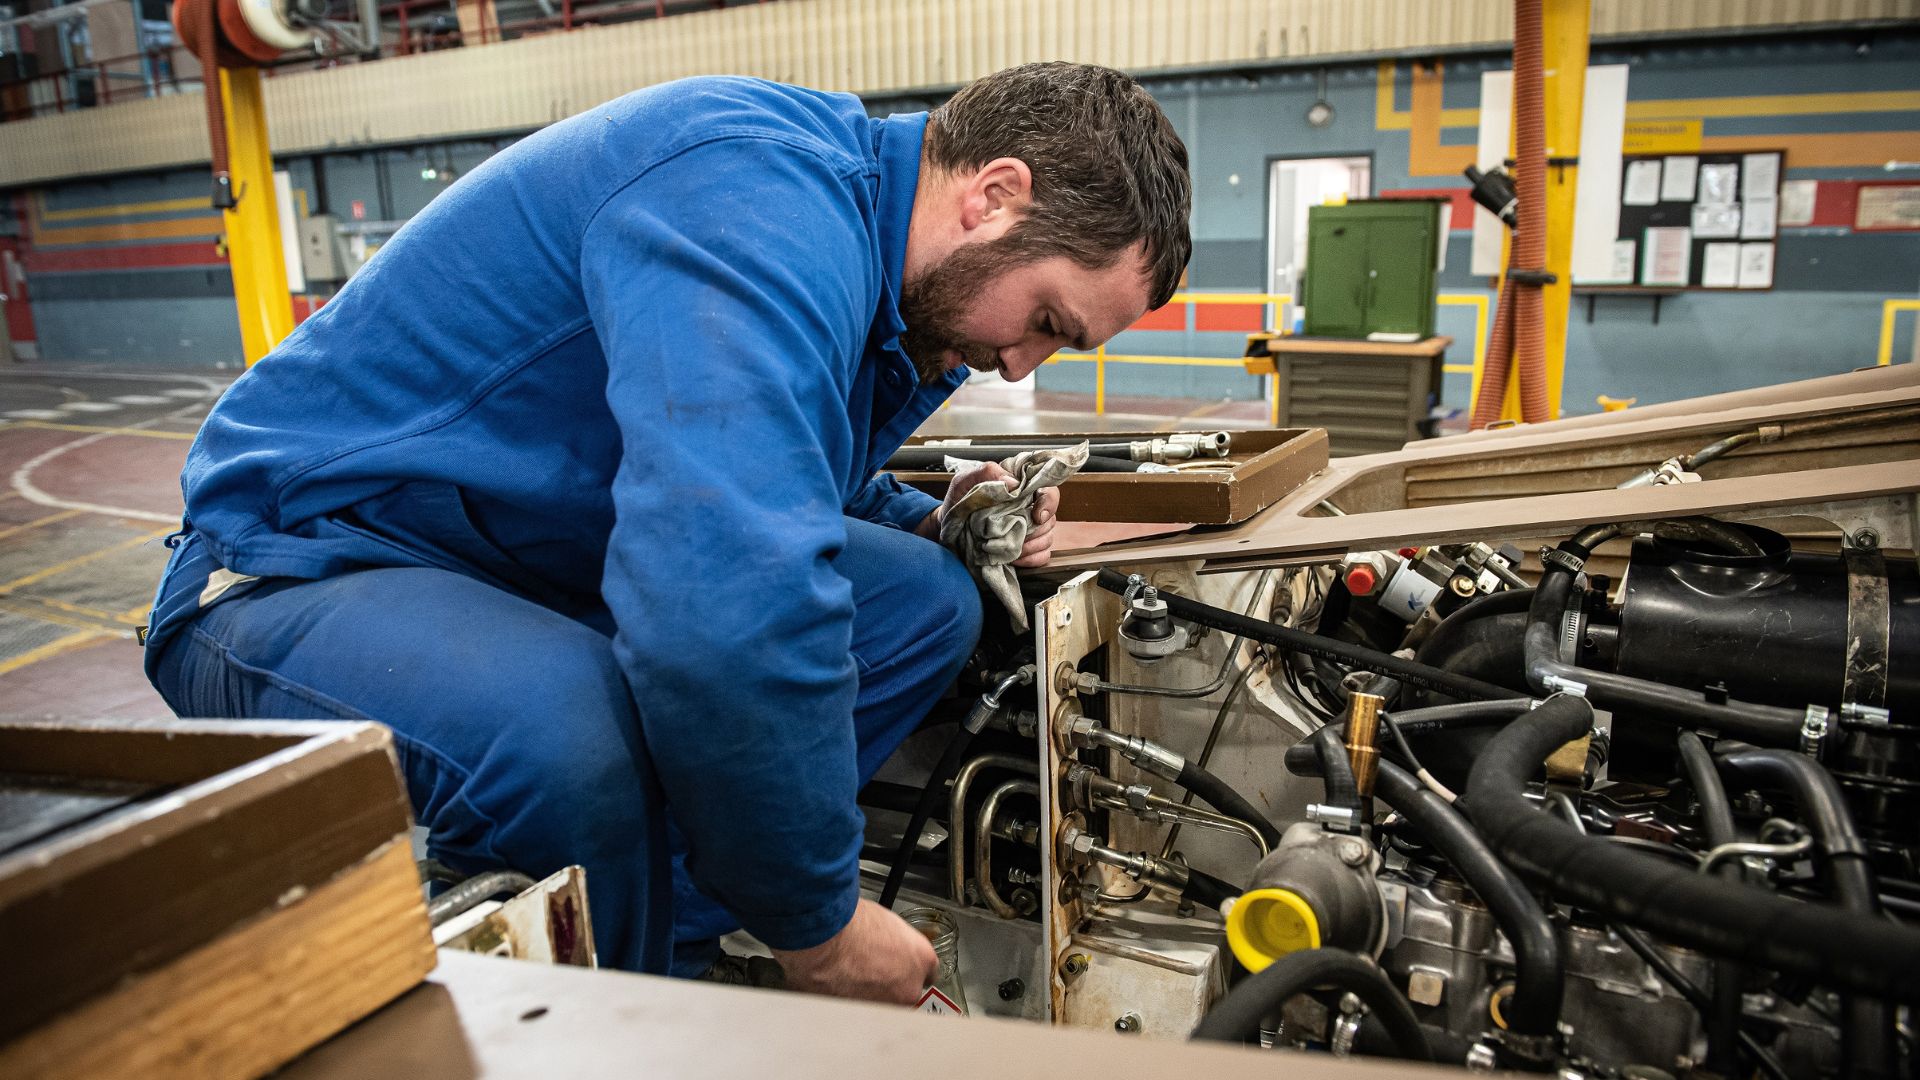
[1840,701,1891,730]
[1540,547,1586,575]
[1800,705,1831,759]
[1306,802,1359,833]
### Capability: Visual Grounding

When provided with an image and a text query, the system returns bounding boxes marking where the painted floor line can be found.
[4,420,197,441]
[0,526,174,594]
[62,402,124,414]
[0,626,112,678]
[0,369,230,394]
[9,400,204,525]
[0,508,85,543]
[111,395,173,405]
[2,410,68,421]
[0,593,134,635]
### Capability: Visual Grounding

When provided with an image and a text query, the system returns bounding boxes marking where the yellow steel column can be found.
[1497,0,1590,422]
[219,66,294,366]
[1538,0,1590,418]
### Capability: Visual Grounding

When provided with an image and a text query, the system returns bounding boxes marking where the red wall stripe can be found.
[1130,304,1187,332]
[25,242,224,272]
[1193,303,1266,332]
[1378,188,1476,231]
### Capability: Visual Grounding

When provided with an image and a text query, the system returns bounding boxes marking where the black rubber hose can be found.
[1305,725,1360,810]
[1181,866,1243,912]
[1387,699,1534,737]
[1191,948,1433,1061]
[1464,695,1920,1001]
[1096,568,1521,702]
[1415,588,1536,666]
[1524,538,1804,745]
[1717,748,1897,1078]
[1371,761,1563,1036]
[1676,731,1743,1077]
[1175,759,1283,849]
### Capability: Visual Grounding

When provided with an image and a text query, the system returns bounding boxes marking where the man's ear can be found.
[958,156,1033,235]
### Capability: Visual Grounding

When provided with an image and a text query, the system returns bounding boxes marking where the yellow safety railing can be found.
[1042,290,1492,424]
[1879,298,1920,367]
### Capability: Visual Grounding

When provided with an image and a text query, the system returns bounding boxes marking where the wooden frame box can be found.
[0,719,434,1080]
[893,428,1329,525]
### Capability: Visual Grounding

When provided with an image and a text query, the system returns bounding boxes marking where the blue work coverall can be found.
[143,77,984,976]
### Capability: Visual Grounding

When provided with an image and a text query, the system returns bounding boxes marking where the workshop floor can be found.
[0,364,1265,719]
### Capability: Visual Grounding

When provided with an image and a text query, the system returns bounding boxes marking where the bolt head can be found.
[1114,1013,1142,1033]
[1061,952,1090,976]
[1338,838,1369,866]
[1852,528,1882,550]
[997,978,1025,1001]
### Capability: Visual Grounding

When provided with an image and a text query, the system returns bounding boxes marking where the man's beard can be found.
[897,236,1031,385]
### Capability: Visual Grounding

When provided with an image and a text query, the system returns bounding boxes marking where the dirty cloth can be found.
[938,442,1090,631]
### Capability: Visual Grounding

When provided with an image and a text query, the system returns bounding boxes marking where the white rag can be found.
[937,441,1090,631]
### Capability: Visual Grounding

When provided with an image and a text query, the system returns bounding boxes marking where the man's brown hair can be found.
[924,62,1192,309]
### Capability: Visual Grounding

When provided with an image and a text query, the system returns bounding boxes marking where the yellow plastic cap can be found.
[1225,888,1321,973]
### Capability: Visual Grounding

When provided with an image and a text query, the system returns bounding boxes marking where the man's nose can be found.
[998,342,1051,380]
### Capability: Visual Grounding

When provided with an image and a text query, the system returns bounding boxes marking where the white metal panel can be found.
[3,0,1915,187]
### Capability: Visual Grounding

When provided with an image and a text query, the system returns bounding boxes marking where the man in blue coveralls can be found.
[143,62,1190,1004]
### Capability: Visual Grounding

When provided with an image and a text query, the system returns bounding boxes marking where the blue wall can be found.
[7,32,1918,417]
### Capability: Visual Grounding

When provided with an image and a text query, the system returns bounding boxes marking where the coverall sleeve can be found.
[579,139,876,951]
[844,471,939,532]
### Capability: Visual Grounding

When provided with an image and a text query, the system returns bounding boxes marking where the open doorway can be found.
[1266,155,1372,328]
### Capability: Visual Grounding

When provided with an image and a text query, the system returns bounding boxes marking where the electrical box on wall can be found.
[299,215,349,283]
[1302,199,1444,339]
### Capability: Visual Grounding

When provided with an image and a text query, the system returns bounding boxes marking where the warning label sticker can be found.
[915,986,961,1016]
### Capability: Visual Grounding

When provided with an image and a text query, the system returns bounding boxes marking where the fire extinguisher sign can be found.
[915,986,961,1015]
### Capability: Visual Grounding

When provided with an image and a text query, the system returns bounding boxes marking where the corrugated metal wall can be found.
[3,0,1914,187]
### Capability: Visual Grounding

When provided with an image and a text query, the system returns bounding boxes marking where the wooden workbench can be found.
[1248,335,1451,456]
[279,950,1444,1079]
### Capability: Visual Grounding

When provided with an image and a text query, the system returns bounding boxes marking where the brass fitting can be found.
[1345,692,1384,798]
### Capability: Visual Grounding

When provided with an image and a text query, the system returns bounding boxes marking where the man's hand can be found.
[916,461,1063,567]
[770,898,939,1005]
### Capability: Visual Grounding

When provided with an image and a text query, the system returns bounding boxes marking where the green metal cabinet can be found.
[1302,199,1444,339]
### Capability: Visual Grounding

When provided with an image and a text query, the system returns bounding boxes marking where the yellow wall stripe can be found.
[1628,90,1920,121]
[36,195,211,222]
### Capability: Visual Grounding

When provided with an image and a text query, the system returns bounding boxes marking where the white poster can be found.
[1470,70,1514,276]
[1699,163,1740,206]
[1661,156,1699,202]
[1570,65,1631,284]
[1623,159,1662,206]
[1691,203,1742,239]
[1741,199,1778,239]
[1742,153,1782,201]
[1780,180,1819,227]
[1738,242,1775,289]
[1642,227,1693,286]
[1609,239,1638,284]
[1701,242,1741,288]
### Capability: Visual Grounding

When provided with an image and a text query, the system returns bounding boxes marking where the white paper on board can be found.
[1691,203,1742,239]
[1742,153,1782,202]
[1738,242,1774,289]
[1779,180,1818,227]
[1741,199,1777,239]
[1623,160,1662,206]
[1701,243,1740,288]
[1471,70,1514,277]
[1608,239,1637,284]
[1699,163,1740,206]
[1642,227,1693,286]
[1661,156,1699,202]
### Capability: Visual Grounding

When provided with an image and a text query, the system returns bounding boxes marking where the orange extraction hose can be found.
[1471,0,1551,429]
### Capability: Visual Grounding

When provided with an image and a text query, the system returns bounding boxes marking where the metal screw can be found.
[1114,1013,1142,1034]
[1337,838,1369,866]
[1061,952,1090,977]
[1852,527,1881,550]
[997,978,1025,1001]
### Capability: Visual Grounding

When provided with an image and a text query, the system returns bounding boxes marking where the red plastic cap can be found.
[1345,564,1379,595]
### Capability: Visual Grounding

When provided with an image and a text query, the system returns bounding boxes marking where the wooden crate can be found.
[0,719,435,1080]
[893,428,1329,524]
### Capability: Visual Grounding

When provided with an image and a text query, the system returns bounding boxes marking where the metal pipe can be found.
[428,869,537,926]
[974,779,1042,919]
[1091,793,1268,856]
[947,753,1038,905]
[1346,691,1384,797]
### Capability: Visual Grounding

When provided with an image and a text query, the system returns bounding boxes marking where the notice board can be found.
[1606,149,1783,290]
